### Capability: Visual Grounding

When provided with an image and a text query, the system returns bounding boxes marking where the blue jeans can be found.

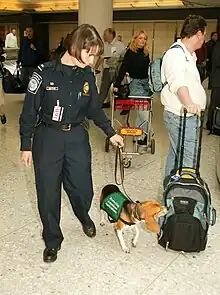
[164,110,200,187]
[129,78,149,140]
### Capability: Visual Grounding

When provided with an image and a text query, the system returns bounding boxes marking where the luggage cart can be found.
[105,93,155,168]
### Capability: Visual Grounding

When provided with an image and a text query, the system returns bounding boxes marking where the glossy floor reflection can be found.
[0,89,220,295]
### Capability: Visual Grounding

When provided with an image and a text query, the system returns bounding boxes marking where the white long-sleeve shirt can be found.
[5,33,18,48]
[161,39,206,116]
[103,39,125,69]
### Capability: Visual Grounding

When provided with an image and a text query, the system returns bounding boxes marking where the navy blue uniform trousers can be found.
[32,123,93,249]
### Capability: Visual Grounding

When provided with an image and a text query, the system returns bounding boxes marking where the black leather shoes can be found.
[43,247,60,263]
[82,220,96,238]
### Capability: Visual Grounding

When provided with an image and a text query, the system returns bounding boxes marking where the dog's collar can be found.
[132,201,144,221]
[107,201,141,226]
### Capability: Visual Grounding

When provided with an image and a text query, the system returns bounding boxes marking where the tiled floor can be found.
[0,90,220,295]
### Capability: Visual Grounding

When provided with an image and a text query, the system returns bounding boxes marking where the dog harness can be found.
[101,192,141,225]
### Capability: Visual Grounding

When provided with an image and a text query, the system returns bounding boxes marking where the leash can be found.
[114,146,135,204]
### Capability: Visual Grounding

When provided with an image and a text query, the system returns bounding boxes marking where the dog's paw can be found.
[100,221,105,227]
[122,247,130,254]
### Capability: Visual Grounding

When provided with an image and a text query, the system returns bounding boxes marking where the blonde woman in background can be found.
[114,29,151,145]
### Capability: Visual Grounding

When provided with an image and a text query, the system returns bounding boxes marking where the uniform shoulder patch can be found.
[27,71,43,95]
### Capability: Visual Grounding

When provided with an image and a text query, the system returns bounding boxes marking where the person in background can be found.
[19,24,123,263]
[98,28,125,108]
[161,14,207,188]
[63,33,71,52]
[206,39,220,131]
[0,37,4,49]
[0,49,6,124]
[18,26,43,89]
[117,35,123,42]
[206,32,218,89]
[5,28,18,48]
[55,36,64,55]
[195,41,207,82]
[114,30,151,145]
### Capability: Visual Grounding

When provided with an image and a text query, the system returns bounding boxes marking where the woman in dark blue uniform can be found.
[19,24,123,263]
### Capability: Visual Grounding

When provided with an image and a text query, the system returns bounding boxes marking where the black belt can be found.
[42,122,79,131]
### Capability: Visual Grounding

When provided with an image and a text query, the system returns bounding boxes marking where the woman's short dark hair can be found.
[68,24,104,62]
[180,15,207,39]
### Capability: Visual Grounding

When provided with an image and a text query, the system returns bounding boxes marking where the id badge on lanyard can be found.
[52,100,64,121]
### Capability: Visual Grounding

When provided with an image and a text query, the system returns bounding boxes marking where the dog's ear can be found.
[145,218,160,233]
[140,202,160,217]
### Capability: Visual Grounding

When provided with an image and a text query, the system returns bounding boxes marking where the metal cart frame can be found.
[105,93,155,168]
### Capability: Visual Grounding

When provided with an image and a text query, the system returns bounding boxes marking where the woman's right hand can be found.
[113,87,118,92]
[21,151,32,166]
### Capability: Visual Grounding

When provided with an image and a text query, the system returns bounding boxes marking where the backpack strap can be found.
[162,44,187,88]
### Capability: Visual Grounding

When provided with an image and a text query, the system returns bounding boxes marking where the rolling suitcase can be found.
[158,110,216,252]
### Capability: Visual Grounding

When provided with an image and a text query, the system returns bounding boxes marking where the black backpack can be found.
[158,110,216,253]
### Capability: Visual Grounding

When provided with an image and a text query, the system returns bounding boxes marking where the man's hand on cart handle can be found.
[110,134,124,148]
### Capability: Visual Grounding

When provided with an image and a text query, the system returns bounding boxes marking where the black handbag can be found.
[2,66,26,94]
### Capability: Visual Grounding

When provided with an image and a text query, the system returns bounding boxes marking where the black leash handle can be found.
[114,146,124,186]
[114,147,134,203]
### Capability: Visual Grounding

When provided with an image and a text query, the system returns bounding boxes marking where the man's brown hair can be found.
[104,28,116,38]
[68,24,104,63]
[180,15,207,39]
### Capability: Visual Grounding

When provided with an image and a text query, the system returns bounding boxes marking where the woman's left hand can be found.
[110,134,124,148]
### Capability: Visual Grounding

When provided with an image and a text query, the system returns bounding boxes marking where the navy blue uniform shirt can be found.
[19,60,116,151]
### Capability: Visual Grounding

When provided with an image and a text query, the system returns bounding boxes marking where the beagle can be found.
[100,184,167,253]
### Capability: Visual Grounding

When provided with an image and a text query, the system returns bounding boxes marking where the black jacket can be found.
[206,39,217,72]
[210,40,220,88]
[18,37,43,67]
[19,60,115,151]
[114,48,150,88]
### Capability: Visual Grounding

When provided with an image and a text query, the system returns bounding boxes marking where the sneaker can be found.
[1,114,6,124]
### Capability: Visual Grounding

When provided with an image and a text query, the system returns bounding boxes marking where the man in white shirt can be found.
[161,15,207,187]
[5,28,18,48]
[99,28,125,108]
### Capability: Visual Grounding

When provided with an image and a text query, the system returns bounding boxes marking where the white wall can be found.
[49,20,217,58]
[49,23,78,50]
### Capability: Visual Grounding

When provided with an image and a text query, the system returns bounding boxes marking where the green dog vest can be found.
[101,192,128,222]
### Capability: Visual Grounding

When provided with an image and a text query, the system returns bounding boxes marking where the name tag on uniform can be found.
[46,86,59,91]
[52,100,64,121]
